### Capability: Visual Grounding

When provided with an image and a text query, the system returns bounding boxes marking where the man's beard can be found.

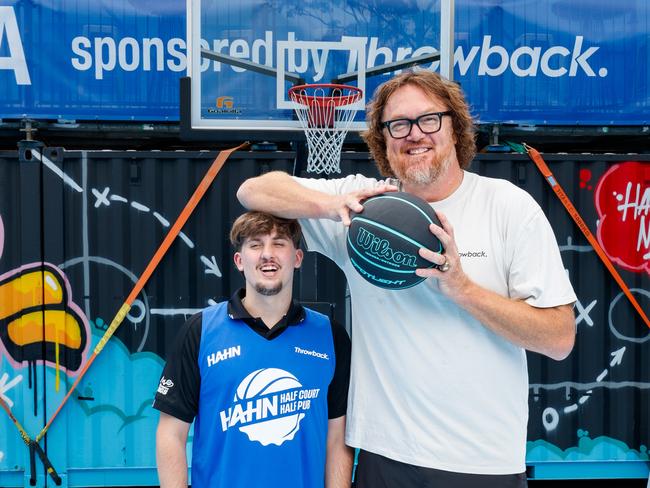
[393,152,450,186]
[255,282,282,296]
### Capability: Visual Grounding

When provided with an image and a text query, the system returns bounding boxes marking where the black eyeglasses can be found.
[381,111,452,139]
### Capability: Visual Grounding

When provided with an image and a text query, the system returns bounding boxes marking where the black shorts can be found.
[354,449,528,488]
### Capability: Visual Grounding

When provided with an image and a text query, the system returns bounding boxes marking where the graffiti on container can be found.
[200,255,223,277]
[0,151,234,475]
[574,297,597,328]
[0,261,90,395]
[8,152,222,414]
[533,234,650,427]
[536,344,630,432]
[528,231,649,465]
[0,371,23,408]
[32,154,224,356]
[90,183,224,276]
[595,161,650,273]
[92,186,197,250]
[532,165,650,434]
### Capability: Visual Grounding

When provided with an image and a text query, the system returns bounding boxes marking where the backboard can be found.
[184,0,454,140]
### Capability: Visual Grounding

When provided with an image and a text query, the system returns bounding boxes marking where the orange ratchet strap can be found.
[523,143,649,330]
[36,142,248,442]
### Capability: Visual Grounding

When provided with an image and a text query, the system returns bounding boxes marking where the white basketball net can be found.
[289,85,362,175]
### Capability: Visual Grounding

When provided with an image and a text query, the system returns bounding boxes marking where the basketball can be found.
[346,192,443,290]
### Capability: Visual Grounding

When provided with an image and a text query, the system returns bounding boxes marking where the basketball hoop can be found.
[289,83,362,175]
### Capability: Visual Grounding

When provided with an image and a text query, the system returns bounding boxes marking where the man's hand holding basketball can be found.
[326,183,399,226]
[416,212,471,298]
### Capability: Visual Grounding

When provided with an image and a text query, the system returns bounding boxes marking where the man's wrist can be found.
[449,276,478,308]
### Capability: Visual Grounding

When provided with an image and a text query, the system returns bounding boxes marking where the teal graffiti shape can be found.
[527,431,649,462]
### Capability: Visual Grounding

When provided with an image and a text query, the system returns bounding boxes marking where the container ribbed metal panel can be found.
[0,149,647,485]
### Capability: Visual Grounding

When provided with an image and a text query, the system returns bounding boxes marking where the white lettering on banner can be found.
[540,47,570,77]
[72,35,189,79]
[166,38,185,72]
[0,7,31,85]
[68,31,607,81]
[119,37,140,71]
[71,37,92,70]
[368,36,392,66]
[143,38,164,71]
[285,32,329,81]
[476,35,603,78]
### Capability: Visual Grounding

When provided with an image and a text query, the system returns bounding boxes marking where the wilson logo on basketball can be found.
[356,227,417,268]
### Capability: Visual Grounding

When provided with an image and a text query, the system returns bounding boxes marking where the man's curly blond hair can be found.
[362,70,476,177]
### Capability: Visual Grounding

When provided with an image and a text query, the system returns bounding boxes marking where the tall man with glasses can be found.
[237,70,576,487]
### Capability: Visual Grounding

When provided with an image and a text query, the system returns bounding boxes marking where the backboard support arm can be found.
[200,49,305,85]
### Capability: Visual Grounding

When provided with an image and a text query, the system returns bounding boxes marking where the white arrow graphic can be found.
[201,255,222,277]
[609,346,626,367]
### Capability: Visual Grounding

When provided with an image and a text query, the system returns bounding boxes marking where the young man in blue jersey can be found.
[153,211,353,488]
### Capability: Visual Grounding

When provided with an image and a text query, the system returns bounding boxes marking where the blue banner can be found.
[0,0,647,125]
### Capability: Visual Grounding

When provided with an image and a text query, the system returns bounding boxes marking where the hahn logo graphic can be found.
[219,368,320,446]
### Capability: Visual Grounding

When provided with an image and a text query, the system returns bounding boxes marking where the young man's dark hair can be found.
[229,211,302,251]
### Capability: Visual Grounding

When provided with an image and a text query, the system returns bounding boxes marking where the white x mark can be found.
[575,298,597,327]
[92,187,110,208]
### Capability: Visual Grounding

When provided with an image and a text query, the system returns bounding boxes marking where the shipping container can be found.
[0,148,647,486]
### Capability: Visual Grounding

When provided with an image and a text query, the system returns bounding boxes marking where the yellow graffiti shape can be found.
[0,270,63,317]
[7,310,82,349]
[0,264,89,385]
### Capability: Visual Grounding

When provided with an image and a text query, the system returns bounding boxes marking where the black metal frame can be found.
[179,50,441,143]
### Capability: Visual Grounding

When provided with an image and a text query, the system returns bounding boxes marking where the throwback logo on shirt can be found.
[219,368,320,446]
[294,346,329,360]
[157,376,174,395]
[459,250,488,258]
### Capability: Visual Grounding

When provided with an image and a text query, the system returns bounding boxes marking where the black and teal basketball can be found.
[346,192,443,290]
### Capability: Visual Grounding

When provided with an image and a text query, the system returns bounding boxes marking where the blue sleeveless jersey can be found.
[191,302,336,488]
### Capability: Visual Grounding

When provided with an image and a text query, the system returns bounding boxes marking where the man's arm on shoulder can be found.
[325,416,353,488]
[156,412,191,488]
[237,171,396,226]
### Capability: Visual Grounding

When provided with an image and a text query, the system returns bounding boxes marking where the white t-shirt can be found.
[295,171,576,475]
